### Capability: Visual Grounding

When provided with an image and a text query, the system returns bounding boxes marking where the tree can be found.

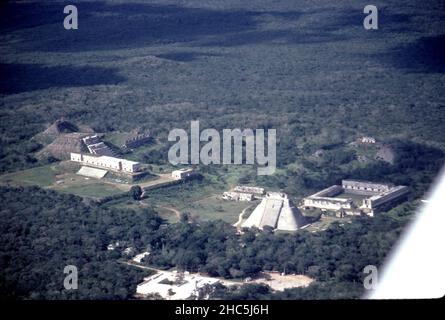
[129,185,143,200]
[179,212,191,224]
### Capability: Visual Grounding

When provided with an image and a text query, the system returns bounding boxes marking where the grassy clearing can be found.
[144,175,223,205]
[353,144,380,158]
[0,162,78,187]
[136,171,262,223]
[55,183,124,198]
[0,163,66,187]
[154,206,179,223]
[182,195,252,224]
[0,161,126,198]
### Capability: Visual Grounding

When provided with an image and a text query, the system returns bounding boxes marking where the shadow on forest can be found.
[155,51,222,62]
[0,1,359,52]
[0,63,125,94]
[381,35,445,73]
[1,1,431,54]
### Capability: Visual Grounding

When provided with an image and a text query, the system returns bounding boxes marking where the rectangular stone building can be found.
[70,153,141,173]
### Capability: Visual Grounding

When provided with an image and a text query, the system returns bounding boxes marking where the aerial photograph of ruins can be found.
[0,0,444,309]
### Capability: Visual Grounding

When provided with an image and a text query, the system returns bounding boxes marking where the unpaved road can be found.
[233,204,254,227]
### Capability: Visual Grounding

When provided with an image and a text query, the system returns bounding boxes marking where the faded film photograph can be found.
[0,0,444,314]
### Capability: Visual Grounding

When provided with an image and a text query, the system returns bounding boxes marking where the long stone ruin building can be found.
[242,192,307,231]
[301,180,409,217]
[233,186,265,195]
[342,180,392,195]
[222,185,265,202]
[122,131,151,149]
[302,185,353,211]
[71,152,141,173]
[222,192,254,201]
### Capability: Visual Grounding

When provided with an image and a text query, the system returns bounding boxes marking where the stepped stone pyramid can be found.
[242,192,307,231]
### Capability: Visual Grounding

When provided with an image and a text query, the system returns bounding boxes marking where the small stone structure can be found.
[172,168,196,180]
[361,136,376,144]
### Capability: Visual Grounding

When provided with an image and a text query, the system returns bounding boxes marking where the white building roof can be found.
[136,271,220,300]
[97,155,139,166]
[77,166,108,179]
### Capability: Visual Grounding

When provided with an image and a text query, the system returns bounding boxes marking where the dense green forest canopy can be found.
[0,0,444,300]
[0,186,161,299]
[0,185,414,299]
[144,204,413,287]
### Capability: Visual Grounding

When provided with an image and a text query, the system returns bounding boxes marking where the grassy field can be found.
[55,182,124,198]
[0,159,262,219]
[134,169,269,224]
[0,162,127,198]
[0,164,60,187]
[181,195,254,224]
[111,181,318,225]
[0,161,83,187]
[154,206,180,223]
[0,160,204,199]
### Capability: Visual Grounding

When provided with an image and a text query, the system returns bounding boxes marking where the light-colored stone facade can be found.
[301,180,408,216]
[233,186,265,195]
[222,191,254,201]
[342,179,393,196]
[70,153,141,173]
[172,168,196,180]
[361,136,376,144]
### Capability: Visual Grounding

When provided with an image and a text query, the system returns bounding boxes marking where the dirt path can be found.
[159,206,181,219]
[138,201,182,219]
[233,204,253,227]
[120,260,161,272]
[137,173,177,189]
